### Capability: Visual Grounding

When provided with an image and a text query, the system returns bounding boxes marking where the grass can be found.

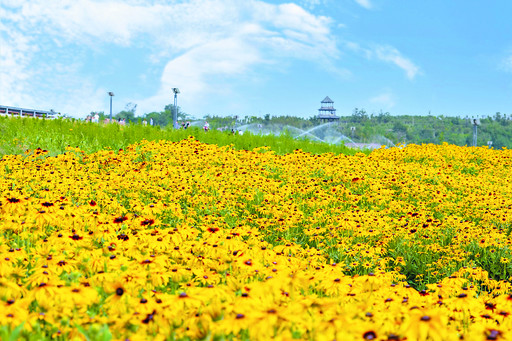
[0,116,361,157]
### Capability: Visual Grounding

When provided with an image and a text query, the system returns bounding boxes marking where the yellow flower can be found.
[0,136,512,338]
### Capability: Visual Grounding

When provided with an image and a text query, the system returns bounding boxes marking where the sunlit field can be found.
[1,118,512,340]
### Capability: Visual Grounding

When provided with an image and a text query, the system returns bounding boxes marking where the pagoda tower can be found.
[317,96,340,122]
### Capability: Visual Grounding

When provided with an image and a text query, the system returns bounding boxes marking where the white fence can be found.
[0,105,59,119]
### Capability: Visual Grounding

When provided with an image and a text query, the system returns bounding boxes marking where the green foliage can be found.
[465,242,512,282]
[0,117,357,157]
[4,109,512,157]
[108,103,188,126]
[203,115,318,131]
[201,111,512,148]
[0,323,25,341]
[76,324,112,341]
[385,237,463,290]
[77,102,512,148]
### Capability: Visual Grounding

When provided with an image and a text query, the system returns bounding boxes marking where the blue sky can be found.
[1,0,512,119]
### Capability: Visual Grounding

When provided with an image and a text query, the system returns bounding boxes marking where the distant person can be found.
[143,119,147,126]
[174,121,180,129]
[150,118,153,126]
[204,121,210,132]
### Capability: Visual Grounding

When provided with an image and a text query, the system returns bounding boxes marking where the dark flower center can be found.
[142,310,156,324]
[487,330,501,340]
[70,234,83,240]
[140,219,154,226]
[363,331,377,340]
[114,216,128,223]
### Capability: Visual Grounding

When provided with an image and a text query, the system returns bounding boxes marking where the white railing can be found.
[0,105,59,119]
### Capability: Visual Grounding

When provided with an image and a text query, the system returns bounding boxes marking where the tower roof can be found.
[321,96,334,103]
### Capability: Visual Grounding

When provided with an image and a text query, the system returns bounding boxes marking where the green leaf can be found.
[8,322,25,341]
[75,324,90,341]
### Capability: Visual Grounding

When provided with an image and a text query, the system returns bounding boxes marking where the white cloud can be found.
[0,21,37,106]
[374,45,420,80]
[344,41,371,59]
[0,0,341,116]
[138,2,341,114]
[345,41,420,80]
[138,36,263,113]
[301,0,322,9]
[500,55,512,73]
[370,92,395,109]
[354,0,372,9]
[9,0,166,46]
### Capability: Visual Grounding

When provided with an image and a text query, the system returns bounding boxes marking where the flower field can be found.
[1,137,512,340]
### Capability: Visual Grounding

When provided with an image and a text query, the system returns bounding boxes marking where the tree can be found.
[140,104,190,127]
[89,111,106,120]
[352,108,368,122]
[145,111,168,126]
[376,110,391,123]
[115,103,137,122]
[164,104,191,121]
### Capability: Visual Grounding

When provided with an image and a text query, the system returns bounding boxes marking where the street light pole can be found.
[108,92,114,121]
[472,118,480,147]
[172,88,180,128]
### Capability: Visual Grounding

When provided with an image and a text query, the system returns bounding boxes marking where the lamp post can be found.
[172,88,180,128]
[472,118,480,147]
[108,92,114,121]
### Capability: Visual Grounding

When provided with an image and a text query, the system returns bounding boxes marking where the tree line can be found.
[87,104,512,148]
[89,103,191,127]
